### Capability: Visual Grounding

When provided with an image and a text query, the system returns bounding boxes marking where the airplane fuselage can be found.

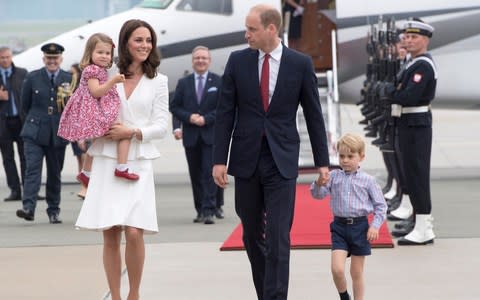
[12,0,480,108]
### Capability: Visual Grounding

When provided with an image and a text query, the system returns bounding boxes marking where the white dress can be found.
[75,73,169,234]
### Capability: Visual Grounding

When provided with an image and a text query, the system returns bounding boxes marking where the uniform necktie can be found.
[50,73,55,86]
[260,53,270,112]
[196,75,204,104]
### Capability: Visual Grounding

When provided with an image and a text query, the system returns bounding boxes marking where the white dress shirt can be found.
[258,43,283,104]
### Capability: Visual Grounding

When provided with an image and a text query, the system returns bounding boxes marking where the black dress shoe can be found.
[397,237,434,246]
[37,194,46,200]
[215,207,224,219]
[203,215,215,225]
[48,214,62,224]
[193,214,204,223]
[4,190,21,201]
[16,209,34,221]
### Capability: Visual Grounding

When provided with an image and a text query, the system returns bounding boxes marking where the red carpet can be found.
[220,184,394,251]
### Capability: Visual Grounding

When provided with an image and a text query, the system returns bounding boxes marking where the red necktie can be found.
[260,53,270,112]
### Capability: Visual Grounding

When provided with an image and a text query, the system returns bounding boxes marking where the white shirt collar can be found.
[259,43,283,62]
[195,71,208,80]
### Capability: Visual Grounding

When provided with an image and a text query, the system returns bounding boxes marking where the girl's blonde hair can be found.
[79,33,115,70]
[336,133,365,156]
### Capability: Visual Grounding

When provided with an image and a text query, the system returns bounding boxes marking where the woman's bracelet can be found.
[131,128,138,139]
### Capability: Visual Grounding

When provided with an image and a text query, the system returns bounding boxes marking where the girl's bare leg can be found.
[125,227,145,300]
[82,153,93,172]
[117,138,130,165]
[103,227,123,300]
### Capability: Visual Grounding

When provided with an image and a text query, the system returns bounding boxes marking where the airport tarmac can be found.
[0,104,479,299]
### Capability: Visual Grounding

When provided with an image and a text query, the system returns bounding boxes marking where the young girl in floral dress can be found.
[58,33,139,185]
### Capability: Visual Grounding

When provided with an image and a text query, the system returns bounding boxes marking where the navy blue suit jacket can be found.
[214,45,329,179]
[20,68,71,147]
[0,64,27,139]
[170,72,221,147]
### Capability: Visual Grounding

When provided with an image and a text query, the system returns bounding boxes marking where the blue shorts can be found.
[71,142,84,157]
[330,216,371,257]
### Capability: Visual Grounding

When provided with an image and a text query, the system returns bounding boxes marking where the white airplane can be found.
[12,0,480,108]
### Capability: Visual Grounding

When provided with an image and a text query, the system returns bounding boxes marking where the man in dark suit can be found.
[172,114,225,220]
[170,46,223,225]
[213,5,329,299]
[0,46,27,201]
[16,43,71,224]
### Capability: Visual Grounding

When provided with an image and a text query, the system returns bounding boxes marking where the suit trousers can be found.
[0,116,25,192]
[185,138,216,216]
[235,138,296,300]
[22,140,66,216]
[398,124,432,214]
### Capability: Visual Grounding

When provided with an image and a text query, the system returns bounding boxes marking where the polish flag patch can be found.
[413,73,423,83]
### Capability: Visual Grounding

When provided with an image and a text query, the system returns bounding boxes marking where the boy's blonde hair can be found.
[336,133,365,156]
[79,33,115,70]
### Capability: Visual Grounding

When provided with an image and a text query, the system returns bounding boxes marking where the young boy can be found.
[310,133,387,300]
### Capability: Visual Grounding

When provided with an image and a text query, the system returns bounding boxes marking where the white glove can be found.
[293,6,304,17]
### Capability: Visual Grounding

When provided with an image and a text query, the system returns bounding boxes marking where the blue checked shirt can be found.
[310,169,387,229]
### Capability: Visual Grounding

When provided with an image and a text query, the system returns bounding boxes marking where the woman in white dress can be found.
[75,19,168,300]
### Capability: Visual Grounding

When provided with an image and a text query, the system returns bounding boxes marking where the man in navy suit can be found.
[16,43,71,224]
[170,46,222,225]
[0,46,27,201]
[213,5,330,299]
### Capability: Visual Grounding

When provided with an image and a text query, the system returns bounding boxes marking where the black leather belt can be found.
[334,216,367,225]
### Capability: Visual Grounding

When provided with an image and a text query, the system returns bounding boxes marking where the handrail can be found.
[331,29,339,103]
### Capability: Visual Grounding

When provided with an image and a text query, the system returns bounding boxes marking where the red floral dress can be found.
[58,64,120,141]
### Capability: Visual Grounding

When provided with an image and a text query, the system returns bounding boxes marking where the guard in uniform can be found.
[16,43,71,224]
[386,18,437,245]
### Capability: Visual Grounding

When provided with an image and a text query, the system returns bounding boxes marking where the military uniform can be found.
[386,19,437,245]
[16,43,71,224]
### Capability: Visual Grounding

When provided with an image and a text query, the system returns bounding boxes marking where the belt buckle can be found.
[48,106,54,115]
[391,104,402,117]
[345,218,354,225]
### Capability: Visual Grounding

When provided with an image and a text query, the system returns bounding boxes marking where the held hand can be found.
[190,113,200,124]
[195,116,206,127]
[212,164,228,188]
[316,166,330,185]
[173,130,183,140]
[367,227,379,241]
[105,123,130,140]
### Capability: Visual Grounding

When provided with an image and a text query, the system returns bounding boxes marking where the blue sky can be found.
[0,0,141,22]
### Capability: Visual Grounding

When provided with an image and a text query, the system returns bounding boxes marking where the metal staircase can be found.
[297,29,341,170]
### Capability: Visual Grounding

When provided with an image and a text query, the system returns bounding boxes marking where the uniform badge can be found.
[413,73,423,83]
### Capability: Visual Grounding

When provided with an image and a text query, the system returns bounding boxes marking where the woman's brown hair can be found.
[117,19,161,79]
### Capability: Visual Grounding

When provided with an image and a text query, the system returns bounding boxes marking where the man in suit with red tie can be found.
[170,46,222,225]
[213,4,330,299]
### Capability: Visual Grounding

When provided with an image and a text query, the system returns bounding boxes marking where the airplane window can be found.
[140,0,174,9]
[176,0,232,15]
